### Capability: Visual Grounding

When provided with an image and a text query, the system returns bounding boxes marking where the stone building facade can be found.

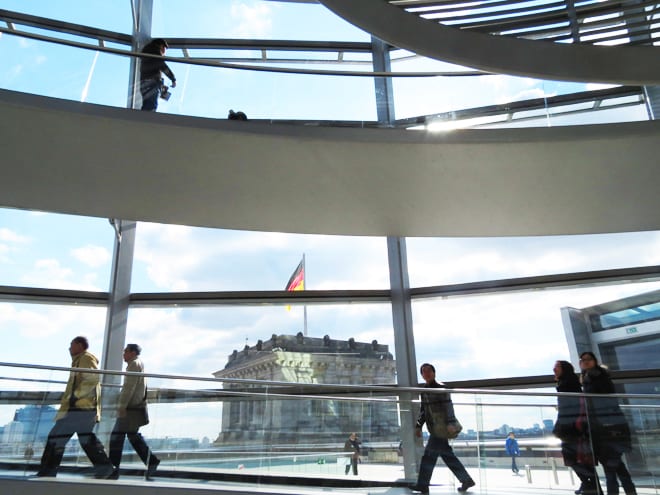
[212,333,399,446]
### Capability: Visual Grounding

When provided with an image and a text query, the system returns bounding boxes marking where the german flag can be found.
[285,260,305,292]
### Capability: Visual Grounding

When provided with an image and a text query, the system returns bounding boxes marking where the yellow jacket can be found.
[55,350,102,421]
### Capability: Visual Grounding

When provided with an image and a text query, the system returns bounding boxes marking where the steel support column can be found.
[387,236,419,480]
[128,0,153,109]
[372,36,395,126]
[102,220,136,372]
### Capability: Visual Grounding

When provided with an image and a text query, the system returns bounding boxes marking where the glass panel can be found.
[152,0,370,41]
[148,57,377,120]
[0,303,107,368]
[1,364,656,491]
[0,208,113,290]
[0,1,132,33]
[407,231,660,287]
[126,304,394,379]
[411,281,660,381]
[132,223,388,292]
[599,303,660,331]
[390,53,647,127]
[0,34,130,105]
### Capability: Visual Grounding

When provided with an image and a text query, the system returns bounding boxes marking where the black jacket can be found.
[553,372,583,440]
[416,380,456,430]
[581,366,631,452]
[140,41,176,83]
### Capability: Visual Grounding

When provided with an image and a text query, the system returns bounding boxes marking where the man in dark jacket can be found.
[139,38,176,111]
[411,363,475,494]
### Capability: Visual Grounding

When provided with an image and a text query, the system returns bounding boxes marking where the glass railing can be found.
[0,9,650,128]
[0,362,657,493]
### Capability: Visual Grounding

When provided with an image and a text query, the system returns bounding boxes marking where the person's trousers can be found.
[140,79,160,111]
[573,462,602,494]
[344,456,358,475]
[109,416,159,468]
[416,435,473,489]
[39,410,113,476]
[511,455,518,473]
[601,456,636,495]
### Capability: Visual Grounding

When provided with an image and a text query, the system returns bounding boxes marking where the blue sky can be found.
[1,1,658,439]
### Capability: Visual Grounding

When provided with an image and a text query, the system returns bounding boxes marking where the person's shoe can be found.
[457,480,476,492]
[35,470,56,477]
[146,458,160,480]
[107,468,120,480]
[410,485,429,494]
[94,465,116,479]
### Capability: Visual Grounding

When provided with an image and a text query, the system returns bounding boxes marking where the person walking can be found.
[108,344,160,480]
[37,336,115,478]
[553,360,602,495]
[139,38,176,111]
[505,432,520,474]
[343,432,361,475]
[411,363,475,494]
[580,352,636,495]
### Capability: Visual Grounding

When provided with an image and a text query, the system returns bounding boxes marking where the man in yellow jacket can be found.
[37,336,115,478]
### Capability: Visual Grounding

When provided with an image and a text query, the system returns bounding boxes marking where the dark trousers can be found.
[344,456,358,475]
[39,410,113,476]
[573,462,602,494]
[601,457,636,495]
[140,80,160,111]
[109,416,158,468]
[511,455,519,473]
[416,435,473,489]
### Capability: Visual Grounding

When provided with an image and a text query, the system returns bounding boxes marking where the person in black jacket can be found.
[139,38,176,111]
[579,352,636,495]
[343,432,360,475]
[553,360,601,495]
[411,363,475,494]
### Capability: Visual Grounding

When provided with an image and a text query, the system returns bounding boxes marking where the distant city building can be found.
[8,405,57,445]
[213,333,398,446]
[2,421,24,444]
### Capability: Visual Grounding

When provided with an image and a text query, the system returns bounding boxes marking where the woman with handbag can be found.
[579,352,636,495]
[411,363,475,494]
[553,360,602,495]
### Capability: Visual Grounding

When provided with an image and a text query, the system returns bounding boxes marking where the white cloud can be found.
[230,1,273,38]
[71,244,111,268]
[0,228,29,243]
[19,258,102,291]
[0,303,106,364]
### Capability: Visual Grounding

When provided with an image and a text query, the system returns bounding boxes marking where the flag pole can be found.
[303,253,308,336]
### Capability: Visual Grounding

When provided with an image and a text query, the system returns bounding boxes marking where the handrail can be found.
[2,361,659,401]
[0,24,486,78]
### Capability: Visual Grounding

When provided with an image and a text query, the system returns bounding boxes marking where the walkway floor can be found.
[5,463,658,495]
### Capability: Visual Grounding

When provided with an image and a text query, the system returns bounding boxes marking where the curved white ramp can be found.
[319,0,660,85]
[2,89,660,237]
